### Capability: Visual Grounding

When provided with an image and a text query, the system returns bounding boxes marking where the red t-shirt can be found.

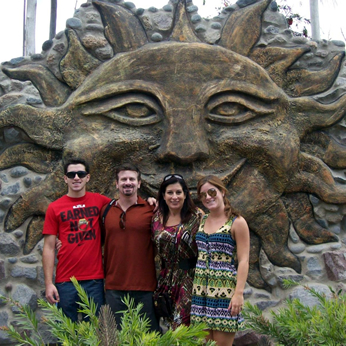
[43,192,111,283]
[101,197,157,291]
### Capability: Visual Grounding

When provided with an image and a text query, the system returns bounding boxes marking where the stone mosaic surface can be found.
[1,1,346,344]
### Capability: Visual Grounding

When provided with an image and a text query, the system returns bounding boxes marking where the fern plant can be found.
[242,281,346,346]
[0,277,215,346]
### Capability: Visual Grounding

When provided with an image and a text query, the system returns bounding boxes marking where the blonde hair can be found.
[197,175,239,219]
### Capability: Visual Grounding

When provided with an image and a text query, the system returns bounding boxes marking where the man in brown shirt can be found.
[101,163,159,331]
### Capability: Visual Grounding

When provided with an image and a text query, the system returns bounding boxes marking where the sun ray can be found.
[0,143,61,173]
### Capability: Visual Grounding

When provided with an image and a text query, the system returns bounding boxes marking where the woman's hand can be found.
[228,292,244,316]
[55,238,62,251]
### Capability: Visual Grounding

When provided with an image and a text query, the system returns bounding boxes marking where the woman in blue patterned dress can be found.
[191,175,250,346]
[152,174,204,329]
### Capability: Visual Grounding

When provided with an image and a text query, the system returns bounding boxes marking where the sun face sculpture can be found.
[1,0,346,289]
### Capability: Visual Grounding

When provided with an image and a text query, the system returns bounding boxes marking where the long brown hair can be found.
[197,175,239,219]
[158,175,196,226]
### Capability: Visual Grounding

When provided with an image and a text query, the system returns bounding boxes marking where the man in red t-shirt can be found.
[42,158,110,321]
[101,163,160,332]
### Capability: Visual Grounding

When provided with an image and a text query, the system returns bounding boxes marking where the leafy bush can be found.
[0,277,215,346]
[242,281,346,346]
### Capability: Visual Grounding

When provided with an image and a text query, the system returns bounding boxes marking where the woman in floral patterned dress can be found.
[152,174,203,329]
[191,175,250,346]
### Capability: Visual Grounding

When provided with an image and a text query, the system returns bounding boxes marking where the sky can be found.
[0,0,345,63]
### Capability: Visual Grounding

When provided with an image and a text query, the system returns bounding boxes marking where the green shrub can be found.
[242,281,346,346]
[0,277,215,346]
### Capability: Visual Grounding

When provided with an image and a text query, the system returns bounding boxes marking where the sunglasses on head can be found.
[198,188,217,200]
[65,171,88,179]
[163,174,183,181]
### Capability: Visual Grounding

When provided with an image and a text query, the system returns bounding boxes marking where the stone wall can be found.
[1,1,346,344]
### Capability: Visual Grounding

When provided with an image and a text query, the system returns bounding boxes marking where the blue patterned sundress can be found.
[190,214,245,332]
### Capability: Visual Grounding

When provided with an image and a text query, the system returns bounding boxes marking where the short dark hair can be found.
[63,158,90,175]
[115,163,141,181]
[157,175,196,226]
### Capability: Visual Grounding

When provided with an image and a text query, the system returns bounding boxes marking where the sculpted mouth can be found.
[141,158,247,198]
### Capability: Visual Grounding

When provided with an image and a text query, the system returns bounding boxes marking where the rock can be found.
[148,6,158,13]
[325,211,343,223]
[191,14,202,24]
[11,266,37,280]
[243,286,253,299]
[323,251,346,281]
[256,299,280,311]
[0,209,5,223]
[234,330,265,346]
[163,5,173,12]
[306,244,330,253]
[0,233,20,256]
[0,260,5,281]
[4,127,21,144]
[289,226,300,243]
[211,22,222,30]
[20,255,39,264]
[66,18,82,29]
[7,258,17,264]
[13,230,23,238]
[237,0,258,8]
[0,311,12,344]
[306,256,323,279]
[254,292,271,299]
[187,5,198,13]
[289,284,332,307]
[11,284,38,313]
[277,274,304,289]
[42,40,54,51]
[124,2,136,10]
[151,33,163,42]
[288,242,306,254]
[0,182,20,196]
[0,198,11,209]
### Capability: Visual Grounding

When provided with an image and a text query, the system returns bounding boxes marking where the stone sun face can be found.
[1,0,346,289]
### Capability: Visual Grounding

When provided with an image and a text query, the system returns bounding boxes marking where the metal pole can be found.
[23,0,26,56]
[310,0,320,41]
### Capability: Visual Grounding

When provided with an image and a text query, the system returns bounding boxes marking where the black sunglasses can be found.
[65,171,89,179]
[198,188,217,200]
[119,211,126,230]
[163,174,184,181]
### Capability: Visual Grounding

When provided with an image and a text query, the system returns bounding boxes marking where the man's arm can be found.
[42,234,60,304]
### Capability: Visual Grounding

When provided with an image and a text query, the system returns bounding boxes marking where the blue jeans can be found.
[56,279,105,322]
[105,290,160,332]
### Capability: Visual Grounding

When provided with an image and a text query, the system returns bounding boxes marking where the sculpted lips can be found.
[142,158,247,197]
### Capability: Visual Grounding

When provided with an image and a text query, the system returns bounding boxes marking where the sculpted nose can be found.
[157,111,209,165]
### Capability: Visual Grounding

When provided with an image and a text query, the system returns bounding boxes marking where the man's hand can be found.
[147,197,158,212]
[45,283,60,304]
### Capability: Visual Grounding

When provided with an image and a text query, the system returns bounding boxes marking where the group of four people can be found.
[42,158,250,346]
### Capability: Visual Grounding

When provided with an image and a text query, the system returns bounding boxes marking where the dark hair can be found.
[63,158,90,174]
[115,163,141,182]
[197,175,239,219]
[158,175,196,226]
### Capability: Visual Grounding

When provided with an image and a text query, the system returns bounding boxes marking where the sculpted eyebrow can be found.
[201,81,281,103]
[75,81,163,105]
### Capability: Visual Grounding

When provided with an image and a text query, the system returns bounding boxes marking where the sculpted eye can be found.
[81,94,162,126]
[206,93,274,124]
